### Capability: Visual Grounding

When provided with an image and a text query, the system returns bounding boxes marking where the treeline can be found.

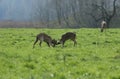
[32,0,120,28]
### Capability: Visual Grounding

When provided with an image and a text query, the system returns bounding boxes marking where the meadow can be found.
[0,28,120,79]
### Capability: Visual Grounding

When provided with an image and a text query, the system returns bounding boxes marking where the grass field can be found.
[0,28,120,79]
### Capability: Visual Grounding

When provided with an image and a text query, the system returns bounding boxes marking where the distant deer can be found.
[58,32,77,47]
[33,33,57,48]
[101,20,107,32]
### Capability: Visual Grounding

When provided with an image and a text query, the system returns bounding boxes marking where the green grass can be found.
[0,28,120,79]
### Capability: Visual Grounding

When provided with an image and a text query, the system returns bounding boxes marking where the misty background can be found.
[0,0,120,28]
[0,0,46,21]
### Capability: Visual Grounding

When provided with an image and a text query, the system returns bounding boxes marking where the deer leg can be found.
[33,37,38,48]
[39,41,42,47]
[74,40,77,46]
[101,28,104,32]
[71,39,77,46]
[46,42,50,47]
[61,41,65,47]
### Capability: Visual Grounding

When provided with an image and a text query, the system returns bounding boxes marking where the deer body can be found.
[58,32,77,47]
[33,33,57,48]
[101,20,107,32]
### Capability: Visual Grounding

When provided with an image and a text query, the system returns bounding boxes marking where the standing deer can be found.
[58,32,77,47]
[33,33,57,48]
[101,20,107,32]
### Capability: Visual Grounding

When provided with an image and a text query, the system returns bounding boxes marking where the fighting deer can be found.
[101,20,107,32]
[58,32,77,47]
[33,33,57,48]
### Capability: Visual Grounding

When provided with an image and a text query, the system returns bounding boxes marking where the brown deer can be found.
[33,33,57,48]
[58,32,77,47]
[101,20,107,32]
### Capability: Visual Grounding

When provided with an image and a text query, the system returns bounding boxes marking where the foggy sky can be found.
[0,0,46,21]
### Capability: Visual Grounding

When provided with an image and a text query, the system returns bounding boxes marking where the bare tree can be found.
[88,0,117,28]
[31,0,120,28]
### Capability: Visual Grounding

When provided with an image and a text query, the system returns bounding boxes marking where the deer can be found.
[58,32,77,47]
[33,33,57,48]
[101,20,107,32]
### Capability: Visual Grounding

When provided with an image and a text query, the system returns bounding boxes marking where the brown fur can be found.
[101,21,107,32]
[58,32,77,47]
[33,33,57,48]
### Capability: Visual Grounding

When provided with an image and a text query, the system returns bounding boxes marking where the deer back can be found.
[37,33,52,42]
[60,32,76,41]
